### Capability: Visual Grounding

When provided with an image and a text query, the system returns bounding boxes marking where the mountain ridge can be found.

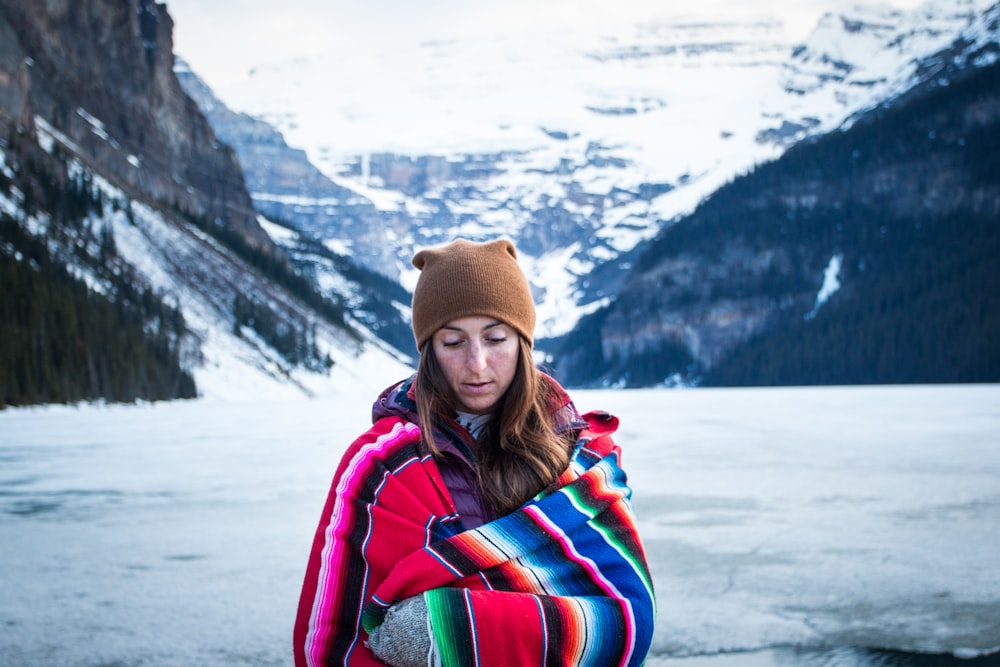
[549,36,1000,387]
[3,1,997,407]
[195,0,995,344]
[1,0,412,406]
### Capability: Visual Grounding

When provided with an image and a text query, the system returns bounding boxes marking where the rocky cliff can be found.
[172,59,390,267]
[0,0,417,405]
[0,0,272,252]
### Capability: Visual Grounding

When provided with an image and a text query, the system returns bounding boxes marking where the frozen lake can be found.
[1,384,999,666]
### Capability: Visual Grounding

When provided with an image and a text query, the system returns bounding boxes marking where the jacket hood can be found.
[371,375,420,425]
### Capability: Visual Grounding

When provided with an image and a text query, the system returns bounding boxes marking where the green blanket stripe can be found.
[425,588,477,667]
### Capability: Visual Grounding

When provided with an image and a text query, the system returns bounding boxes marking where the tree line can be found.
[1,142,196,407]
[702,62,1000,386]
[703,211,1000,386]
[1,214,196,406]
[552,60,1000,388]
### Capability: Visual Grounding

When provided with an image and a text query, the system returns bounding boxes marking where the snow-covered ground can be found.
[2,383,998,665]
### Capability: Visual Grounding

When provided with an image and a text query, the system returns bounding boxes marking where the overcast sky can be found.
[165,0,928,91]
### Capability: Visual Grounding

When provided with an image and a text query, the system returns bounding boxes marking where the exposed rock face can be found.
[173,60,392,267]
[0,0,273,252]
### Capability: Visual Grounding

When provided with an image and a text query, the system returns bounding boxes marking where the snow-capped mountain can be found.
[539,0,1000,388]
[550,53,1000,387]
[779,0,998,121]
[197,0,994,342]
[0,122,412,402]
[0,0,414,405]
[175,60,418,359]
[5,0,994,407]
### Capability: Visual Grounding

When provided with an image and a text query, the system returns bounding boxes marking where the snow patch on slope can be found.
[3,124,413,403]
[806,254,843,320]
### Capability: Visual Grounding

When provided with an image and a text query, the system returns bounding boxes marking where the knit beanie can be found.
[411,238,536,349]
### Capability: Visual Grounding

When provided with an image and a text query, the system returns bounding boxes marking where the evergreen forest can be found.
[703,60,1000,386]
[553,59,1000,388]
[1,149,196,406]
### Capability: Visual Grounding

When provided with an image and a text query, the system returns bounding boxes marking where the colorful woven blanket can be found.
[294,412,655,667]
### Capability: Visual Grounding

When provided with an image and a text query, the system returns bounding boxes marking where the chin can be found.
[459,398,497,414]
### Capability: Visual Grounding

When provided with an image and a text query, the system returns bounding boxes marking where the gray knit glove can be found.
[366,595,436,667]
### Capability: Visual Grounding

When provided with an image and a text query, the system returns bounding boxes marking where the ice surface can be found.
[1,383,998,664]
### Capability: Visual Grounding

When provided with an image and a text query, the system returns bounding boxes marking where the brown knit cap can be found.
[411,238,536,349]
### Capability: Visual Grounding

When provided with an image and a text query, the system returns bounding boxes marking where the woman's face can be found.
[431,315,520,415]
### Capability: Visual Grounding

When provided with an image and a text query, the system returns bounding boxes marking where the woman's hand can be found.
[366,595,436,667]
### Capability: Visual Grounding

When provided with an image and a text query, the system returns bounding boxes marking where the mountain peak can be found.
[189,1,995,342]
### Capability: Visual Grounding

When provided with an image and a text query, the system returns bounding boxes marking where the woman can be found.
[294,238,655,666]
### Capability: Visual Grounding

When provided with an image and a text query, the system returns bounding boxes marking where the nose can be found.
[466,340,487,372]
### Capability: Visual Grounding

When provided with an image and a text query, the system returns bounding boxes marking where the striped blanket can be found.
[294,411,655,667]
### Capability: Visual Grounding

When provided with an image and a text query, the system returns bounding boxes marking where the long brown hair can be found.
[415,336,574,516]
